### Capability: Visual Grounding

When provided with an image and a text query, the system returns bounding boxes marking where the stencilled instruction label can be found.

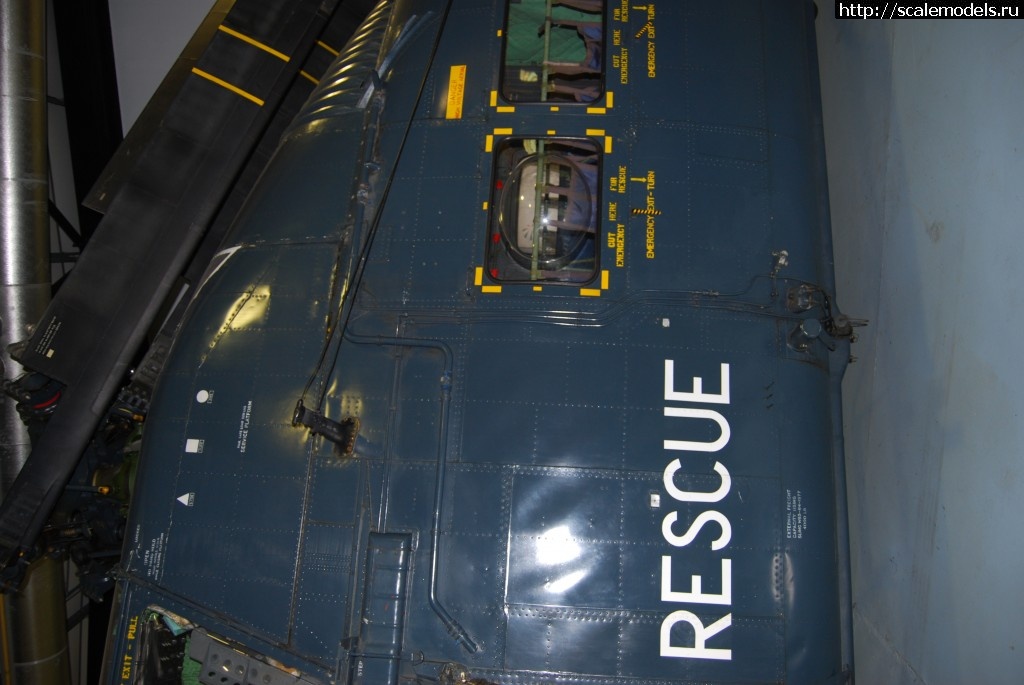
[611,27,628,84]
[786,489,808,540]
[637,3,657,79]
[607,165,628,267]
[612,3,657,82]
[237,400,252,453]
[627,171,658,259]
[142,533,166,580]
[120,614,138,681]
[33,316,62,358]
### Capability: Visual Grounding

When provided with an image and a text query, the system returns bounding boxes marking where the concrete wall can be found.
[817,16,1024,685]
[108,0,216,128]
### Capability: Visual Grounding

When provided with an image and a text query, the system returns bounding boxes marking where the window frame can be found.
[498,0,607,105]
[484,135,603,286]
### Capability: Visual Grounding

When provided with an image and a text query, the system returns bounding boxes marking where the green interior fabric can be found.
[505,0,593,65]
[180,637,202,685]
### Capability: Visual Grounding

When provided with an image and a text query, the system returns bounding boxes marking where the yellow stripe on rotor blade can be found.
[218,25,290,62]
[191,67,264,106]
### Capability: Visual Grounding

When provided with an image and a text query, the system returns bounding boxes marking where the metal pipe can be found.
[0,0,52,488]
[0,1,69,684]
[343,330,479,653]
[8,558,71,685]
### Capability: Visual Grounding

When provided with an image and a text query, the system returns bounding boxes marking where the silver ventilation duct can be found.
[1,0,53,483]
[1,1,70,683]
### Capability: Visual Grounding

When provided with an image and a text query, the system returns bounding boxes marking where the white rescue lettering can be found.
[663,407,730,452]
[660,611,732,661]
[659,359,734,661]
[664,359,730,404]
[661,557,732,605]
[662,510,731,550]
[663,460,731,502]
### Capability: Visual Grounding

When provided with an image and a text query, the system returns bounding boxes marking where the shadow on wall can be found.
[818,16,1024,685]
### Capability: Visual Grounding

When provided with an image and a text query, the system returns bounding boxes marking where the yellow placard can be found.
[446,65,467,119]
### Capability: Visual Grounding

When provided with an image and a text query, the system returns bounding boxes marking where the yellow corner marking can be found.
[474,267,484,286]
[493,127,513,135]
[601,270,610,289]
[550,106,560,112]
[485,135,494,152]
[482,285,503,294]
[587,107,607,114]
[497,28,503,37]
[219,25,289,62]
[497,106,516,113]
[191,67,264,106]
[533,286,543,292]
[490,90,498,107]
[547,130,557,135]
[317,40,340,56]
[605,136,613,153]
[607,91,614,108]
[299,70,318,85]
[587,128,606,136]
[580,288,602,297]
[482,201,489,211]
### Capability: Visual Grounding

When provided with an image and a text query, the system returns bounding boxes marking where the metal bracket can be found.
[292,399,359,455]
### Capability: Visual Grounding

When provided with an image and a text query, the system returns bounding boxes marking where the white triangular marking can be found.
[176,493,194,506]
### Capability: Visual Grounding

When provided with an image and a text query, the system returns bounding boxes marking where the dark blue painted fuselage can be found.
[103,1,854,683]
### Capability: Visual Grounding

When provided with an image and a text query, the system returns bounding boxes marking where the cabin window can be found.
[501,0,605,103]
[486,137,600,284]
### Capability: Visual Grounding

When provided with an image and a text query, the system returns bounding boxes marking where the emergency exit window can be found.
[486,137,600,284]
[501,0,605,103]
